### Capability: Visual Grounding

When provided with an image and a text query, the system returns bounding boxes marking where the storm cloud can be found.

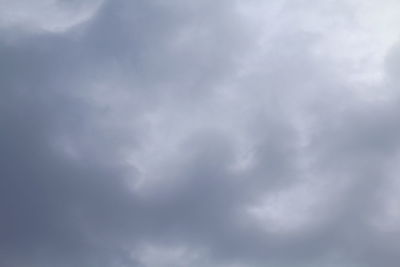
[1,0,400,266]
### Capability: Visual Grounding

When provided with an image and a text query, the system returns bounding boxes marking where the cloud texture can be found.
[1,0,400,266]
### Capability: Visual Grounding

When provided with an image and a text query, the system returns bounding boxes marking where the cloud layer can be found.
[1,0,400,266]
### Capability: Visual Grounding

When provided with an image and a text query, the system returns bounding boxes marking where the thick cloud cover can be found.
[1,0,400,266]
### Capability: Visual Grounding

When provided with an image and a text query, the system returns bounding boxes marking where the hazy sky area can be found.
[1,0,400,266]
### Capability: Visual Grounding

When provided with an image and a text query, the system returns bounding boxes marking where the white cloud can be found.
[0,0,103,32]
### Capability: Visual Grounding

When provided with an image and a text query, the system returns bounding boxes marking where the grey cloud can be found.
[1,0,400,267]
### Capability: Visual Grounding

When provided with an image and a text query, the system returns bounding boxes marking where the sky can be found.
[1,0,400,266]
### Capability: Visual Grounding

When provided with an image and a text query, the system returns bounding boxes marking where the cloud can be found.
[1,0,400,266]
[0,0,104,34]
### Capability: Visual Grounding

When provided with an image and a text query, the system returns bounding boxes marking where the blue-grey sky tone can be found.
[1,1,400,266]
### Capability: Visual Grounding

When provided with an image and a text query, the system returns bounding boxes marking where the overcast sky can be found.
[1,0,400,266]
